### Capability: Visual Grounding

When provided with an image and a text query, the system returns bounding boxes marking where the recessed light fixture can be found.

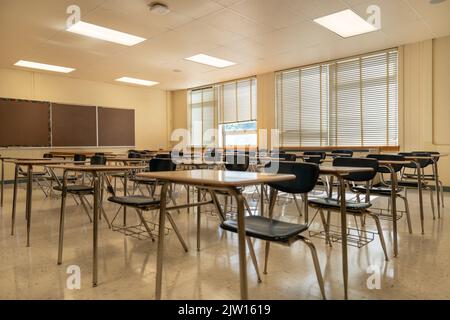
[184,54,236,68]
[67,21,146,46]
[430,0,446,4]
[14,60,75,73]
[115,77,159,86]
[313,9,377,38]
[148,2,170,15]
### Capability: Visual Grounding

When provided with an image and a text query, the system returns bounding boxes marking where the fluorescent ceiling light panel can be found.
[313,9,377,38]
[67,21,146,46]
[115,77,159,86]
[184,54,236,68]
[14,60,75,73]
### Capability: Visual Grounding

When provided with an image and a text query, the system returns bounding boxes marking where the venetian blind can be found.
[276,49,398,147]
[218,78,257,124]
[188,87,216,146]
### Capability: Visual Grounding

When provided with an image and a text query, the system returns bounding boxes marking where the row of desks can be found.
[0,152,447,300]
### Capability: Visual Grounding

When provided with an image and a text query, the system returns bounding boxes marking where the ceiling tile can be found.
[284,0,349,19]
[199,8,276,38]
[229,0,307,29]
[406,0,450,37]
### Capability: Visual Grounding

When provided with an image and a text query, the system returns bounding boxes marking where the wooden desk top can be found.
[377,160,411,165]
[319,166,374,175]
[137,169,295,187]
[47,164,145,172]
[106,157,149,162]
[9,159,88,165]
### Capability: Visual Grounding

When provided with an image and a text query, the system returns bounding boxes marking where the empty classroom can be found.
[0,0,449,305]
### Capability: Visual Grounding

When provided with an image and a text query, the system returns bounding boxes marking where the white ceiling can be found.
[0,0,449,90]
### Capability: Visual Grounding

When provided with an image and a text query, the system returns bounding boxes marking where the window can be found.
[187,77,257,147]
[276,49,398,147]
[188,87,216,147]
[217,78,257,147]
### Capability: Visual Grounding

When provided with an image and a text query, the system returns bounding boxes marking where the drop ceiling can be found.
[0,0,448,90]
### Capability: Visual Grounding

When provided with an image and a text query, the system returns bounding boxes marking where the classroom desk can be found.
[377,160,412,257]
[7,159,89,246]
[401,155,447,233]
[318,165,374,300]
[49,164,145,287]
[136,169,295,300]
[48,151,116,159]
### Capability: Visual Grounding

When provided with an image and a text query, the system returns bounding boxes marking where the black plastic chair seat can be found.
[352,185,403,195]
[221,216,308,242]
[396,180,429,188]
[403,173,436,181]
[53,185,94,194]
[20,171,47,177]
[308,197,371,212]
[108,195,160,208]
[130,176,158,185]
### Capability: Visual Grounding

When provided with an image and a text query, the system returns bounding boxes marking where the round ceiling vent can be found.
[429,0,446,4]
[148,2,170,15]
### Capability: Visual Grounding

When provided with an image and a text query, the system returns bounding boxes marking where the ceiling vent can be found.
[148,2,170,15]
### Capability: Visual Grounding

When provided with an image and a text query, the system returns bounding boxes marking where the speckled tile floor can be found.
[0,182,448,300]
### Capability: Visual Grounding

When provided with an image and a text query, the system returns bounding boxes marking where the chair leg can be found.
[298,236,326,300]
[166,212,189,252]
[263,241,270,274]
[78,195,92,223]
[293,194,303,217]
[428,187,436,220]
[318,208,331,247]
[367,213,389,261]
[246,237,262,283]
[244,198,253,216]
[439,181,444,208]
[399,194,412,234]
[134,208,155,241]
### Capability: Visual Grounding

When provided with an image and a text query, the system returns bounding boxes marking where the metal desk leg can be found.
[197,187,201,251]
[25,165,33,247]
[1,158,4,207]
[415,161,425,234]
[11,164,19,235]
[338,175,348,300]
[92,175,100,287]
[389,165,398,257]
[433,160,441,218]
[123,172,127,226]
[234,190,249,300]
[260,183,264,216]
[57,171,68,264]
[155,182,169,300]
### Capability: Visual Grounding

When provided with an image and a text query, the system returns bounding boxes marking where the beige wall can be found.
[170,37,450,185]
[401,36,450,185]
[0,67,169,179]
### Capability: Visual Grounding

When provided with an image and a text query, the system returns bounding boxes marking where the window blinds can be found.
[187,77,257,146]
[218,78,257,124]
[276,49,398,147]
[188,86,216,146]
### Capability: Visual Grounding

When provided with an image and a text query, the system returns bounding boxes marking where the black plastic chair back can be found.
[412,151,440,162]
[304,151,326,164]
[95,152,105,156]
[399,152,432,169]
[74,154,87,162]
[225,153,250,172]
[128,152,143,158]
[149,158,176,172]
[366,154,405,173]
[90,155,106,165]
[155,153,171,159]
[267,162,319,194]
[43,153,53,158]
[277,153,297,162]
[331,150,353,158]
[333,157,378,182]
